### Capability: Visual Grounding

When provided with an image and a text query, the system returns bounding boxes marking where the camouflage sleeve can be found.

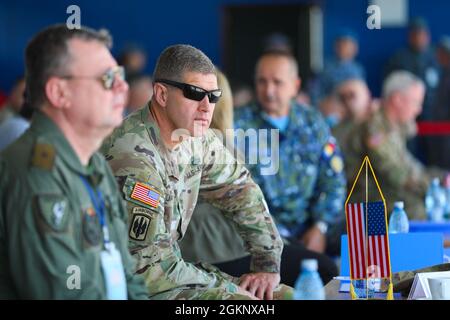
[103,136,222,297]
[199,131,283,273]
[308,134,347,225]
[365,129,429,194]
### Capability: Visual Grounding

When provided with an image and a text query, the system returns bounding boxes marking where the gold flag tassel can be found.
[350,282,357,300]
[386,282,394,300]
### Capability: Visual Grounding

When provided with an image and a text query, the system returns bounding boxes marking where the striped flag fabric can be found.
[131,182,160,208]
[346,201,391,279]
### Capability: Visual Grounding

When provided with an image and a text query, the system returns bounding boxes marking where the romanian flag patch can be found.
[131,182,161,208]
[323,142,336,157]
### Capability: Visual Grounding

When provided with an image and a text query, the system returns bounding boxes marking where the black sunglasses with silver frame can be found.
[154,78,222,103]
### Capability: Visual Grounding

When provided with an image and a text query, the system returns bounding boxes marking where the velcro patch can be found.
[330,155,344,173]
[36,194,69,232]
[130,182,160,208]
[129,209,151,241]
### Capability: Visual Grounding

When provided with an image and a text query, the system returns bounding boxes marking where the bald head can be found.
[255,51,300,117]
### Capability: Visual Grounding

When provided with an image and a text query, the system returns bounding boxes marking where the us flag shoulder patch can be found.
[131,182,161,208]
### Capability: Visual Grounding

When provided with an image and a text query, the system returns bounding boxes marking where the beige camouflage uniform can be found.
[101,104,291,300]
[345,109,446,219]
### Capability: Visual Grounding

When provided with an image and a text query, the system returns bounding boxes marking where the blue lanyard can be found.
[80,175,110,245]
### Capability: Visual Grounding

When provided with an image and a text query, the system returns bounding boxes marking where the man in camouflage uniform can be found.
[329,78,379,183]
[0,25,147,299]
[235,50,346,257]
[346,71,447,219]
[384,18,439,121]
[101,44,291,300]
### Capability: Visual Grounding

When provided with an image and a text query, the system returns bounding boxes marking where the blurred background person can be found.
[384,17,438,121]
[231,80,254,109]
[235,50,346,260]
[0,77,25,123]
[118,44,147,77]
[262,32,293,54]
[327,78,379,184]
[124,73,153,117]
[427,36,450,170]
[345,71,447,219]
[432,36,450,121]
[383,17,439,166]
[0,77,29,151]
[313,28,365,105]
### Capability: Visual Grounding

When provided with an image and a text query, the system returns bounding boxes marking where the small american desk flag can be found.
[346,201,390,279]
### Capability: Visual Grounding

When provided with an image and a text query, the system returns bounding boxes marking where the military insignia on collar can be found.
[131,182,160,208]
[31,143,55,170]
[331,155,344,173]
[82,207,101,246]
[129,213,150,241]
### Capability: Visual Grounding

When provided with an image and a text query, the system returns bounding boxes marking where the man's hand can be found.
[239,272,280,300]
[301,226,326,253]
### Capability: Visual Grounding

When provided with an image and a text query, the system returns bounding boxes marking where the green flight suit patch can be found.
[36,194,69,232]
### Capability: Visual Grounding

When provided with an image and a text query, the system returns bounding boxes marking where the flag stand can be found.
[345,156,394,300]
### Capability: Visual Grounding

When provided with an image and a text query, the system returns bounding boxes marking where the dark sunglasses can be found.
[61,66,125,90]
[155,78,222,103]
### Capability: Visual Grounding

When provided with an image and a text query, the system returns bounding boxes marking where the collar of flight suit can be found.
[30,111,106,186]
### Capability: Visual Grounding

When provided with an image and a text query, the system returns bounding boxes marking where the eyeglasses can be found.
[60,66,125,90]
[154,78,222,103]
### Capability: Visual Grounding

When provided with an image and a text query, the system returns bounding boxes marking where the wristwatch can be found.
[315,221,328,235]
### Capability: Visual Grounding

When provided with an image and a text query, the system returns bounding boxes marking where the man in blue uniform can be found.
[384,17,439,121]
[235,50,346,257]
[315,29,365,103]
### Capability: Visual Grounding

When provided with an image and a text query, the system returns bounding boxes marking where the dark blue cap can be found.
[438,36,450,54]
[409,17,429,32]
[335,28,358,43]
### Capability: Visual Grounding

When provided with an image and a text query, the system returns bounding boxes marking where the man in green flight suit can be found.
[0,24,147,299]
[101,44,292,300]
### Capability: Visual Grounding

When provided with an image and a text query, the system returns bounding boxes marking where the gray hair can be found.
[382,70,425,99]
[25,24,112,109]
[153,44,216,82]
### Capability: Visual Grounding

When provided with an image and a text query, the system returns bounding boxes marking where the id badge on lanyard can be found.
[80,176,128,300]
